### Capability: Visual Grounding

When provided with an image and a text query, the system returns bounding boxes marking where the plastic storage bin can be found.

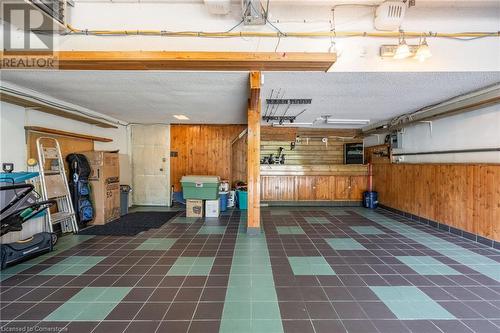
[236,190,248,210]
[181,175,220,200]
[363,191,378,209]
[219,192,228,212]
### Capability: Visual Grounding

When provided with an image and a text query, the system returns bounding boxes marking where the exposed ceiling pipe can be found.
[362,83,500,135]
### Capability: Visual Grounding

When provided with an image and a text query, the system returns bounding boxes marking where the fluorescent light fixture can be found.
[271,122,313,127]
[326,119,370,125]
[414,39,432,62]
[173,114,189,120]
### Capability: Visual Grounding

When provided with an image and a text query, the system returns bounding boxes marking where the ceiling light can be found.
[394,39,411,59]
[271,122,313,127]
[326,119,370,125]
[414,38,432,62]
[173,115,189,120]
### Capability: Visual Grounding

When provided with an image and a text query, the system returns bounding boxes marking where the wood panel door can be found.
[335,176,351,200]
[315,176,335,200]
[297,176,316,200]
[131,125,170,206]
[349,176,366,200]
[261,176,296,201]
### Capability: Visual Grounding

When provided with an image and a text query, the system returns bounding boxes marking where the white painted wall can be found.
[364,104,500,163]
[0,102,27,171]
[0,101,132,184]
[1,2,500,71]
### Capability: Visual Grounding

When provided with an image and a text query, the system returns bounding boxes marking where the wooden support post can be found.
[247,71,261,235]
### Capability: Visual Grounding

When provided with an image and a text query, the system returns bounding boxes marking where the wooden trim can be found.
[25,126,113,142]
[247,71,261,231]
[1,93,118,129]
[260,164,368,176]
[1,51,336,71]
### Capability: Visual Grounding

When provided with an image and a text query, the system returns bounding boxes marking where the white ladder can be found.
[36,137,78,234]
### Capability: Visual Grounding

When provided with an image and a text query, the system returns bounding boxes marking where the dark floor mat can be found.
[78,211,180,236]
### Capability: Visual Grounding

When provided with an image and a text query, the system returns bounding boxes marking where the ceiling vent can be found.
[204,0,231,15]
[374,1,407,31]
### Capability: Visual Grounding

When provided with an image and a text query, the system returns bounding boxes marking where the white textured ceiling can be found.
[1,71,498,127]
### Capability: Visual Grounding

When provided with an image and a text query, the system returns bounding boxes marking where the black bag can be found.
[66,154,94,227]
[1,232,55,269]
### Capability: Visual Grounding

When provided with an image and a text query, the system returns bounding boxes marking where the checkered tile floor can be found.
[1,207,499,333]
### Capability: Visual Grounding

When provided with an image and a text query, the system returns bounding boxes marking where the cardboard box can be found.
[186,199,204,218]
[82,151,120,225]
[205,199,220,218]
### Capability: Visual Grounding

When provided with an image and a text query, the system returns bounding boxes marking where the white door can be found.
[131,125,170,206]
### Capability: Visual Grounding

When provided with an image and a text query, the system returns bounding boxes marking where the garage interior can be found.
[1,1,499,333]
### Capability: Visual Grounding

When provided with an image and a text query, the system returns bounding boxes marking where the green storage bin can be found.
[181,175,220,200]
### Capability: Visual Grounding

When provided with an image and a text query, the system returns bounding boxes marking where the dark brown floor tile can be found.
[432,320,475,333]
[16,302,62,320]
[165,302,197,320]
[312,320,347,333]
[65,321,99,333]
[93,321,130,333]
[305,302,337,319]
[188,320,220,333]
[372,320,411,333]
[160,276,186,287]
[135,302,170,320]
[342,319,378,333]
[157,321,190,333]
[462,320,500,333]
[174,288,202,302]
[283,319,315,333]
[0,302,36,320]
[136,275,164,287]
[300,287,328,301]
[123,321,160,333]
[122,287,154,302]
[149,288,178,302]
[200,287,226,302]
[279,302,309,320]
[193,302,224,320]
[331,302,367,319]
[106,302,143,320]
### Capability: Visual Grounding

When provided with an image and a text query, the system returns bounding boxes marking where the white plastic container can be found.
[205,199,220,217]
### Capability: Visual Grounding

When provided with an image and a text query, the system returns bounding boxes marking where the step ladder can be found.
[36,137,79,234]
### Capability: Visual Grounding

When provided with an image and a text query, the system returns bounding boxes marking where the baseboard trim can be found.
[377,204,499,250]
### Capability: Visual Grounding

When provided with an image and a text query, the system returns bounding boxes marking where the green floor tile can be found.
[223,302,252,319]
[198,225,227,234]
[396,256,461,275]
[136,238,177,250]
[252,302,281,319]
[305,217,330,224]
[276,226,305,235]
[166,256,215,276]
[44,302,83,321]
[220,319,252,333]
[327,238,366,250]
[288,256,335,275]
[74,303,117,321]
[350,226,385,235]
[252,319,284,333]
[39,256,106,276]
[44,287,131,321]
[370,286,455,320]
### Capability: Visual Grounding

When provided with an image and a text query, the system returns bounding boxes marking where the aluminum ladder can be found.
[36,137,78,234]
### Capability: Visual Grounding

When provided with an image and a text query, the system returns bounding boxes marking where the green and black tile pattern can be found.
[1,207,499,333]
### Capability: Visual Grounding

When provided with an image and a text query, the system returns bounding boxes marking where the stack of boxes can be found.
[83,151,121,225]
[181,175,221,218]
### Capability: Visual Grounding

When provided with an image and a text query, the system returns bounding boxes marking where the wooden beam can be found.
[1,51,336,71]
[247,71,261,234]
[0,93,118,129]
[25,126,113,142]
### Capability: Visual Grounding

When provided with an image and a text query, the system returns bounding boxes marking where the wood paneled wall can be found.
[27,131,94,172]
[170,124,246,191]
[373,163,500,241]
[231,132,247,185]
[261,127,362,165]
